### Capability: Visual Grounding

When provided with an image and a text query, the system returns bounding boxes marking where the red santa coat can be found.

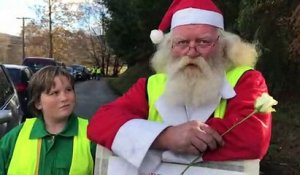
[87,70,271,161]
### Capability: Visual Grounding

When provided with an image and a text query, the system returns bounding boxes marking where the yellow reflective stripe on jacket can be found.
[8,118,38,175]
[147,66,253,121]
[147,73,166,122]
[7,118,93,175]
[69,117,94,175]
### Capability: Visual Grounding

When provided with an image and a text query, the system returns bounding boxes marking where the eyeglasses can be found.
[172,36,219,51]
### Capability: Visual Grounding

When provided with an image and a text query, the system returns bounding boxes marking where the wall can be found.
[0,33,22,64]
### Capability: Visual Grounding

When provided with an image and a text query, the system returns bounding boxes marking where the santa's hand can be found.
[152,120,224,155]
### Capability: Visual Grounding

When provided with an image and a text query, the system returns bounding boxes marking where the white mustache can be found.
[179,56,202,66]
[167,56,206,76]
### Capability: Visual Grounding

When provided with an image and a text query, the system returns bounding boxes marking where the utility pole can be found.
[48,0,53,58]
[16,17,31,60]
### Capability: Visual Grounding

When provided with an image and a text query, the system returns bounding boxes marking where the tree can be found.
[289,3,300,62]
[27,0,119,74]
[32,0,85,58]
[100,0,172,67]
[80,3,112,76]
[214,0,242,32]
[24,22,93,65]
[25,22,49,57]
[236,0,299,98]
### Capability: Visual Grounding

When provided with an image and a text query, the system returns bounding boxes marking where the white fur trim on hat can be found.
[171,8,224,29]
[150,30,164,44]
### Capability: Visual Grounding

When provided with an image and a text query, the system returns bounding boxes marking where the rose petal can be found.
[255,93,278,113]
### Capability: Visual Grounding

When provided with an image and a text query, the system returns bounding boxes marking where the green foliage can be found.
[101,0,172,66]
[108,63,154,95]
[236,0,298,97]
[214,0,242,31]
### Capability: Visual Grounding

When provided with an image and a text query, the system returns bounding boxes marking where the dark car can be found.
[4,64,33,119]
[0,65,23,137]
[69,64,91,81]
[66,66,76,79]
[23,57,58,73]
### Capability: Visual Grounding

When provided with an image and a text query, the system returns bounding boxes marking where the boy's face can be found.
[35,75,75,122]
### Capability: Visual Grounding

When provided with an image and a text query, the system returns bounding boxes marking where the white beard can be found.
[162,55,225,108]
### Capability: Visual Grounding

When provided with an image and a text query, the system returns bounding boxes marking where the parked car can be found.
[0,64,23,137]
[69,64,91,81]
[57,61,66,69]
[4,64,33,119]
[65,66,75,79]
[23,57,58,73]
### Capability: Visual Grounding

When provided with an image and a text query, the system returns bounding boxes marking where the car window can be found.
[66,67,72,72]
[6,68,21,84]
[72,66,83,71]
[21,71,27,83]
[0,67,14,108]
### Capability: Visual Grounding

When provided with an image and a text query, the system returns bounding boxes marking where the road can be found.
[74,79,118,119]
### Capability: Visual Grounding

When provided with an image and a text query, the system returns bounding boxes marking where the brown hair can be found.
[27,66,75,115]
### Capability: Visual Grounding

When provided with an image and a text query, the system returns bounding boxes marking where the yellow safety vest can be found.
[96,68,101,74]
[147,66,253,122]
[7,118,93,175]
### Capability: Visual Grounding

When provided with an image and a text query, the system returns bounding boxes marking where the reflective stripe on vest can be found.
[7,118,94,175]
[96,68,101,74]
[147,66,253,121]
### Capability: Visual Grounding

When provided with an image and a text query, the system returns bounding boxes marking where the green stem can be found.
[221,110,257,136]
[180,154,202,175]
[180,109,258,174]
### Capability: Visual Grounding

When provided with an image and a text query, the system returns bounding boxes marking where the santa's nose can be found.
[186,43,201,58]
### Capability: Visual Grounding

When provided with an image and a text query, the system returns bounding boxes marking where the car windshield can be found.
[71,65,83,71]
[23,59,57,72]
[66,67,72,72]
[66,67,74,73]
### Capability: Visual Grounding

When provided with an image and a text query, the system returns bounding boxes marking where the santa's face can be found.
[163,53,224,107]
[166,24,223,91]
[151,25,257,107]
[151,24,225,107]
[171,24,219,60]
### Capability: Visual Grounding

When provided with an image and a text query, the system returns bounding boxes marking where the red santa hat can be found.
[150,0,224,44]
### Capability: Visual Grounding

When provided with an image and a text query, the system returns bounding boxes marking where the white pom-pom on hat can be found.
[150,29,164,44]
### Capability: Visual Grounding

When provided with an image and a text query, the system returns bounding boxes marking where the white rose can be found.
[254,93,278,113]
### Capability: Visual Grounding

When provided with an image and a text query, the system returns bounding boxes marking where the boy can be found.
[0,66,95,175]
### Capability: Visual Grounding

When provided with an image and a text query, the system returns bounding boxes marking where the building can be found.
[0,33,22,64]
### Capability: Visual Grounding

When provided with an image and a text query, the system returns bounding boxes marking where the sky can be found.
[0,0,92,36]
[0,0,39,36]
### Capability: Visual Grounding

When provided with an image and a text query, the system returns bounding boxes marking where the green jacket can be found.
[0,114,96,175]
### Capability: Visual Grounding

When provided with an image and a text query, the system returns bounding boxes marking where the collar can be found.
[29,113,78,139]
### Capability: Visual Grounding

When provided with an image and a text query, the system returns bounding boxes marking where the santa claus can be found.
[88,0,272,174]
